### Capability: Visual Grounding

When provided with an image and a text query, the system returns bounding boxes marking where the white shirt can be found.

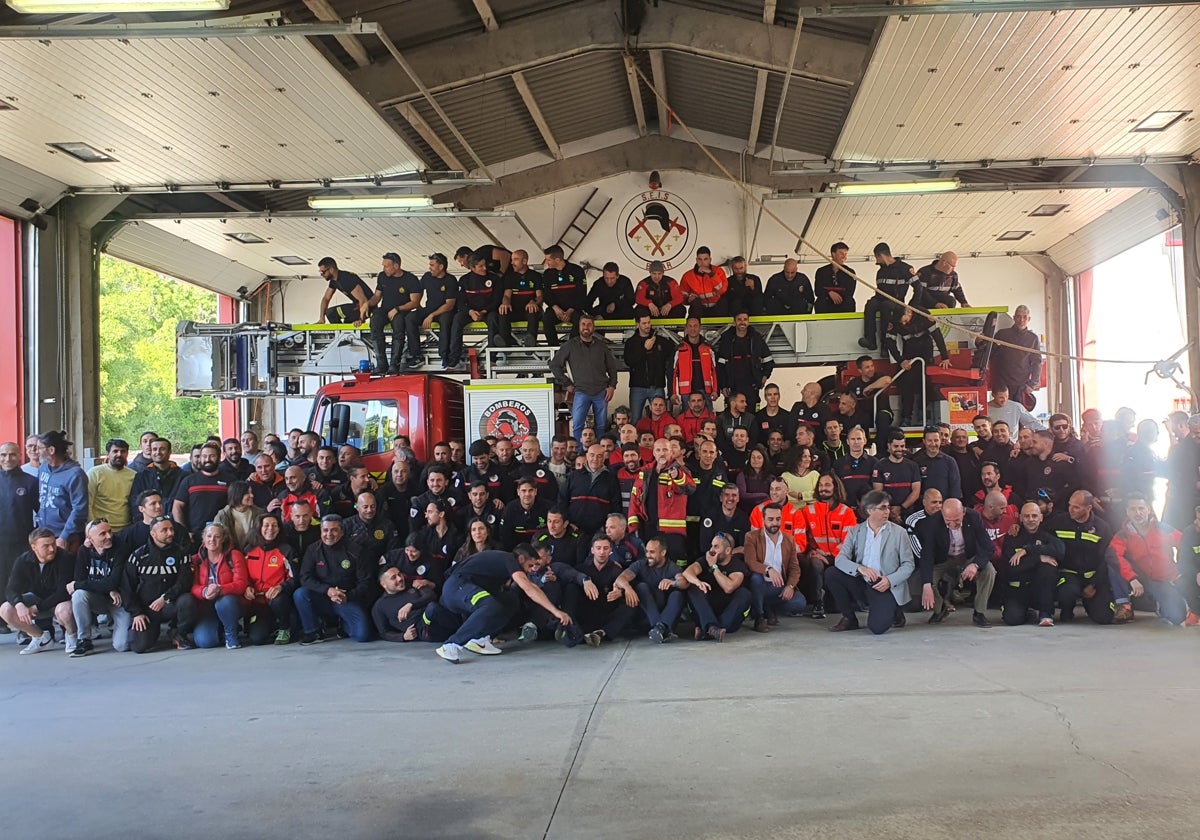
[861,523,885,572]
[763,530,784,575]
[947,526,965,559]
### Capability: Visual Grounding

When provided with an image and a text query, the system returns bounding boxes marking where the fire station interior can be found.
[3,1,1200,837]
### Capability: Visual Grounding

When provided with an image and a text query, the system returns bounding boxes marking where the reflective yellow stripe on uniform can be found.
[470,590,490,605]
[1055,530,1076,540]
[660,519,687,528]
[1081,532,1101,543]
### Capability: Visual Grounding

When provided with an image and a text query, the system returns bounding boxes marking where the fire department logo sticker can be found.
[618,190,696,270]
[479,399,538,446]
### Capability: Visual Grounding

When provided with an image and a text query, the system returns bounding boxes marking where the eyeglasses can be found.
[923,425,941,434]
[85,518,109,531]
[871,502,891,510]
[1051,424,1069,431]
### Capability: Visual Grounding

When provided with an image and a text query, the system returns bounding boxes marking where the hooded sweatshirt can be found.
[37,459,88,541]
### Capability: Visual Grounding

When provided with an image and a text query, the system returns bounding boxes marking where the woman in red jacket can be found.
[191,523,250,649]
[243,514,297,645]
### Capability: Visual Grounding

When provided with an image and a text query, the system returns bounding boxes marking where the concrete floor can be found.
[1,614,1196,840]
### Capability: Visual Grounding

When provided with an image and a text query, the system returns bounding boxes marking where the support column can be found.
[217,294,240,441]
[1179,166,1200,401]
[0,216,23,445]
[29,195,123,457]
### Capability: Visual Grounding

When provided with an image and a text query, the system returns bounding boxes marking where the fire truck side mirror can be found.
[328,403,351,446]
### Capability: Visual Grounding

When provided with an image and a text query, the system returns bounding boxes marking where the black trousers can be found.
[564,583,637,637]
[1055,571,1114,624]
[369,308,410,368]
[499,307,540,346]
[999,564,1058,625]
[325,302,362,324]
[245,593,295,645]
[406,307,453,365]
[130,594,197,653]
[862,295,903,347]
[541,308,581,346]
[825,566,901,635]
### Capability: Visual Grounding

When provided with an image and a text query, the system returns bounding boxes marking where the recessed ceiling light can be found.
[47,141,115,162]
[1029,203,1067,217]
[224,232,267,244]
[272,256,309,266]
[997,230,1032,241]
[1131,110,1191,132]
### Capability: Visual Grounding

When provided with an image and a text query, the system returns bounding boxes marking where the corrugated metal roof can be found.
[663,52,759,139]
[105,221,268,297]
[522,52,636,145]
[0,155,66,219]
[0,35,423,187]
[796,187,1140,263]
[1045,190,1174,276]
[140,215,491,281]
[409,79,546,166]
[758,73,854,158]
[332,0,483,50]
[835,6,1200,163]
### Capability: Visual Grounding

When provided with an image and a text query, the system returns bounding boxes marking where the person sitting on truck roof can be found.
[317,257,372,326]
[447,253,506,372]
[367,252,421,375]
[499,249,542,348]
[586,262,637,321]
[403,253,458,372]
[540,245,588,347]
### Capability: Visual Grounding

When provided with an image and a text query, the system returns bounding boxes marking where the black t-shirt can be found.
[871,457,922,508]
[504,269,541,309]
[173,471,230,537]
[755,407,797,443]
[419,272,459,311]
[791,400,831,432]
[375,270,419,312]
[627,557,679,588]
[330,270,372,305]
[698,556,749,595]
[578,559,622,591]
[835,453,878,508]
[447,549,521,589]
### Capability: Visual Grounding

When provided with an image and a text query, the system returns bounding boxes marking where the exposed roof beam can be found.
[790,0,1196,16]
[301,0,371,68]
[766,15,805,167]
[746,69,768,154]
[394,103,468,172]
[772,154,1196,175]
[351,2,867,105]
[0,19,378,40]
[204,191,260,213]
[435,135,810,208]
[623,54,647,137]
[472,0,500,31]
[105,209,516,222]
[511,71,562,160]
[763,0,777,24]
[649,50,670,136]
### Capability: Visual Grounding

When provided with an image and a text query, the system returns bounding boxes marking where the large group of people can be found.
[3,376,1199,663]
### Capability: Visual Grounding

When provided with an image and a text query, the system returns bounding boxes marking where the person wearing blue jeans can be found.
[1109,494,1190,625]
[624,313,673,421]
[614,536,686,642]
[194,595,244,649]
[294,515,374,644]
[744,505,807,631]
[550,314,619,444]
[681,533,754,641]
[434,545,573,663]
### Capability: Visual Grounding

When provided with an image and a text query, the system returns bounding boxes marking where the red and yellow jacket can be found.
[672,340,718,398]
[628,463,696,538]
[680,266,728,307]
[243,544,294,601]
[794,501,858,557]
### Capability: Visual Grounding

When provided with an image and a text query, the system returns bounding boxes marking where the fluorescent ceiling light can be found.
[1029,203,1067,217]
[272,256,309,266]
[48,141,115,163]
[224,232,267,244]
[1131,110,1190,132]
[996,230,1032,241]
[833,180,959,196]
[307,195,435,210]
[7,0,228,12]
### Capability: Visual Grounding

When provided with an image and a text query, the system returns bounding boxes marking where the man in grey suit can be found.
[827,489,916,634]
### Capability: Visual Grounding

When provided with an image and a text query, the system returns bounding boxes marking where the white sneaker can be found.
[64,633,78,655]
[466,636,502,655]
[435,643,461,663]
[19,631,53,655]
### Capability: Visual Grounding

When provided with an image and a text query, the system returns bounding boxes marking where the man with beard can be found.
[87,439,134,530]
[171,443,229,546]
[744,504,805,631]
[123,517,197,652]
[795,473,858,618]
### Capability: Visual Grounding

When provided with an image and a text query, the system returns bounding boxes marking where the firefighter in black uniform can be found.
[1049,490,1117,624]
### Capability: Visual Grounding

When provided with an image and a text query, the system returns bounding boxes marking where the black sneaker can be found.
[972,611,992,628]
[69,638,94,658]
[173,633,195,651]
[0,621,12,634]
[299,632,326,646]
[810,603,826,620]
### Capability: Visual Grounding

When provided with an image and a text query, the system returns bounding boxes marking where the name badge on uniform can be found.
[374,529,385,541]
[340,559,351,570]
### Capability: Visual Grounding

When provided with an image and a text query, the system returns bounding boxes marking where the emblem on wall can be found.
[479,399,538,446]
[618,190,696,271]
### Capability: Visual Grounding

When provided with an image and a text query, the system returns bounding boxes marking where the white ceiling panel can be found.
[0,155,66,219]
[1045,190,1173,277]
[792,187,1141,263]
[142,215,493,280]
[105,220,268,297]
[0,34,422,188]
[834,7,1200,163]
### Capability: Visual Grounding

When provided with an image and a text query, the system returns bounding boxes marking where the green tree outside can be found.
[99,256,218,446]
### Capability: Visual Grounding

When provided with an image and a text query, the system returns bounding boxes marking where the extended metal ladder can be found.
[554,187,612,260]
